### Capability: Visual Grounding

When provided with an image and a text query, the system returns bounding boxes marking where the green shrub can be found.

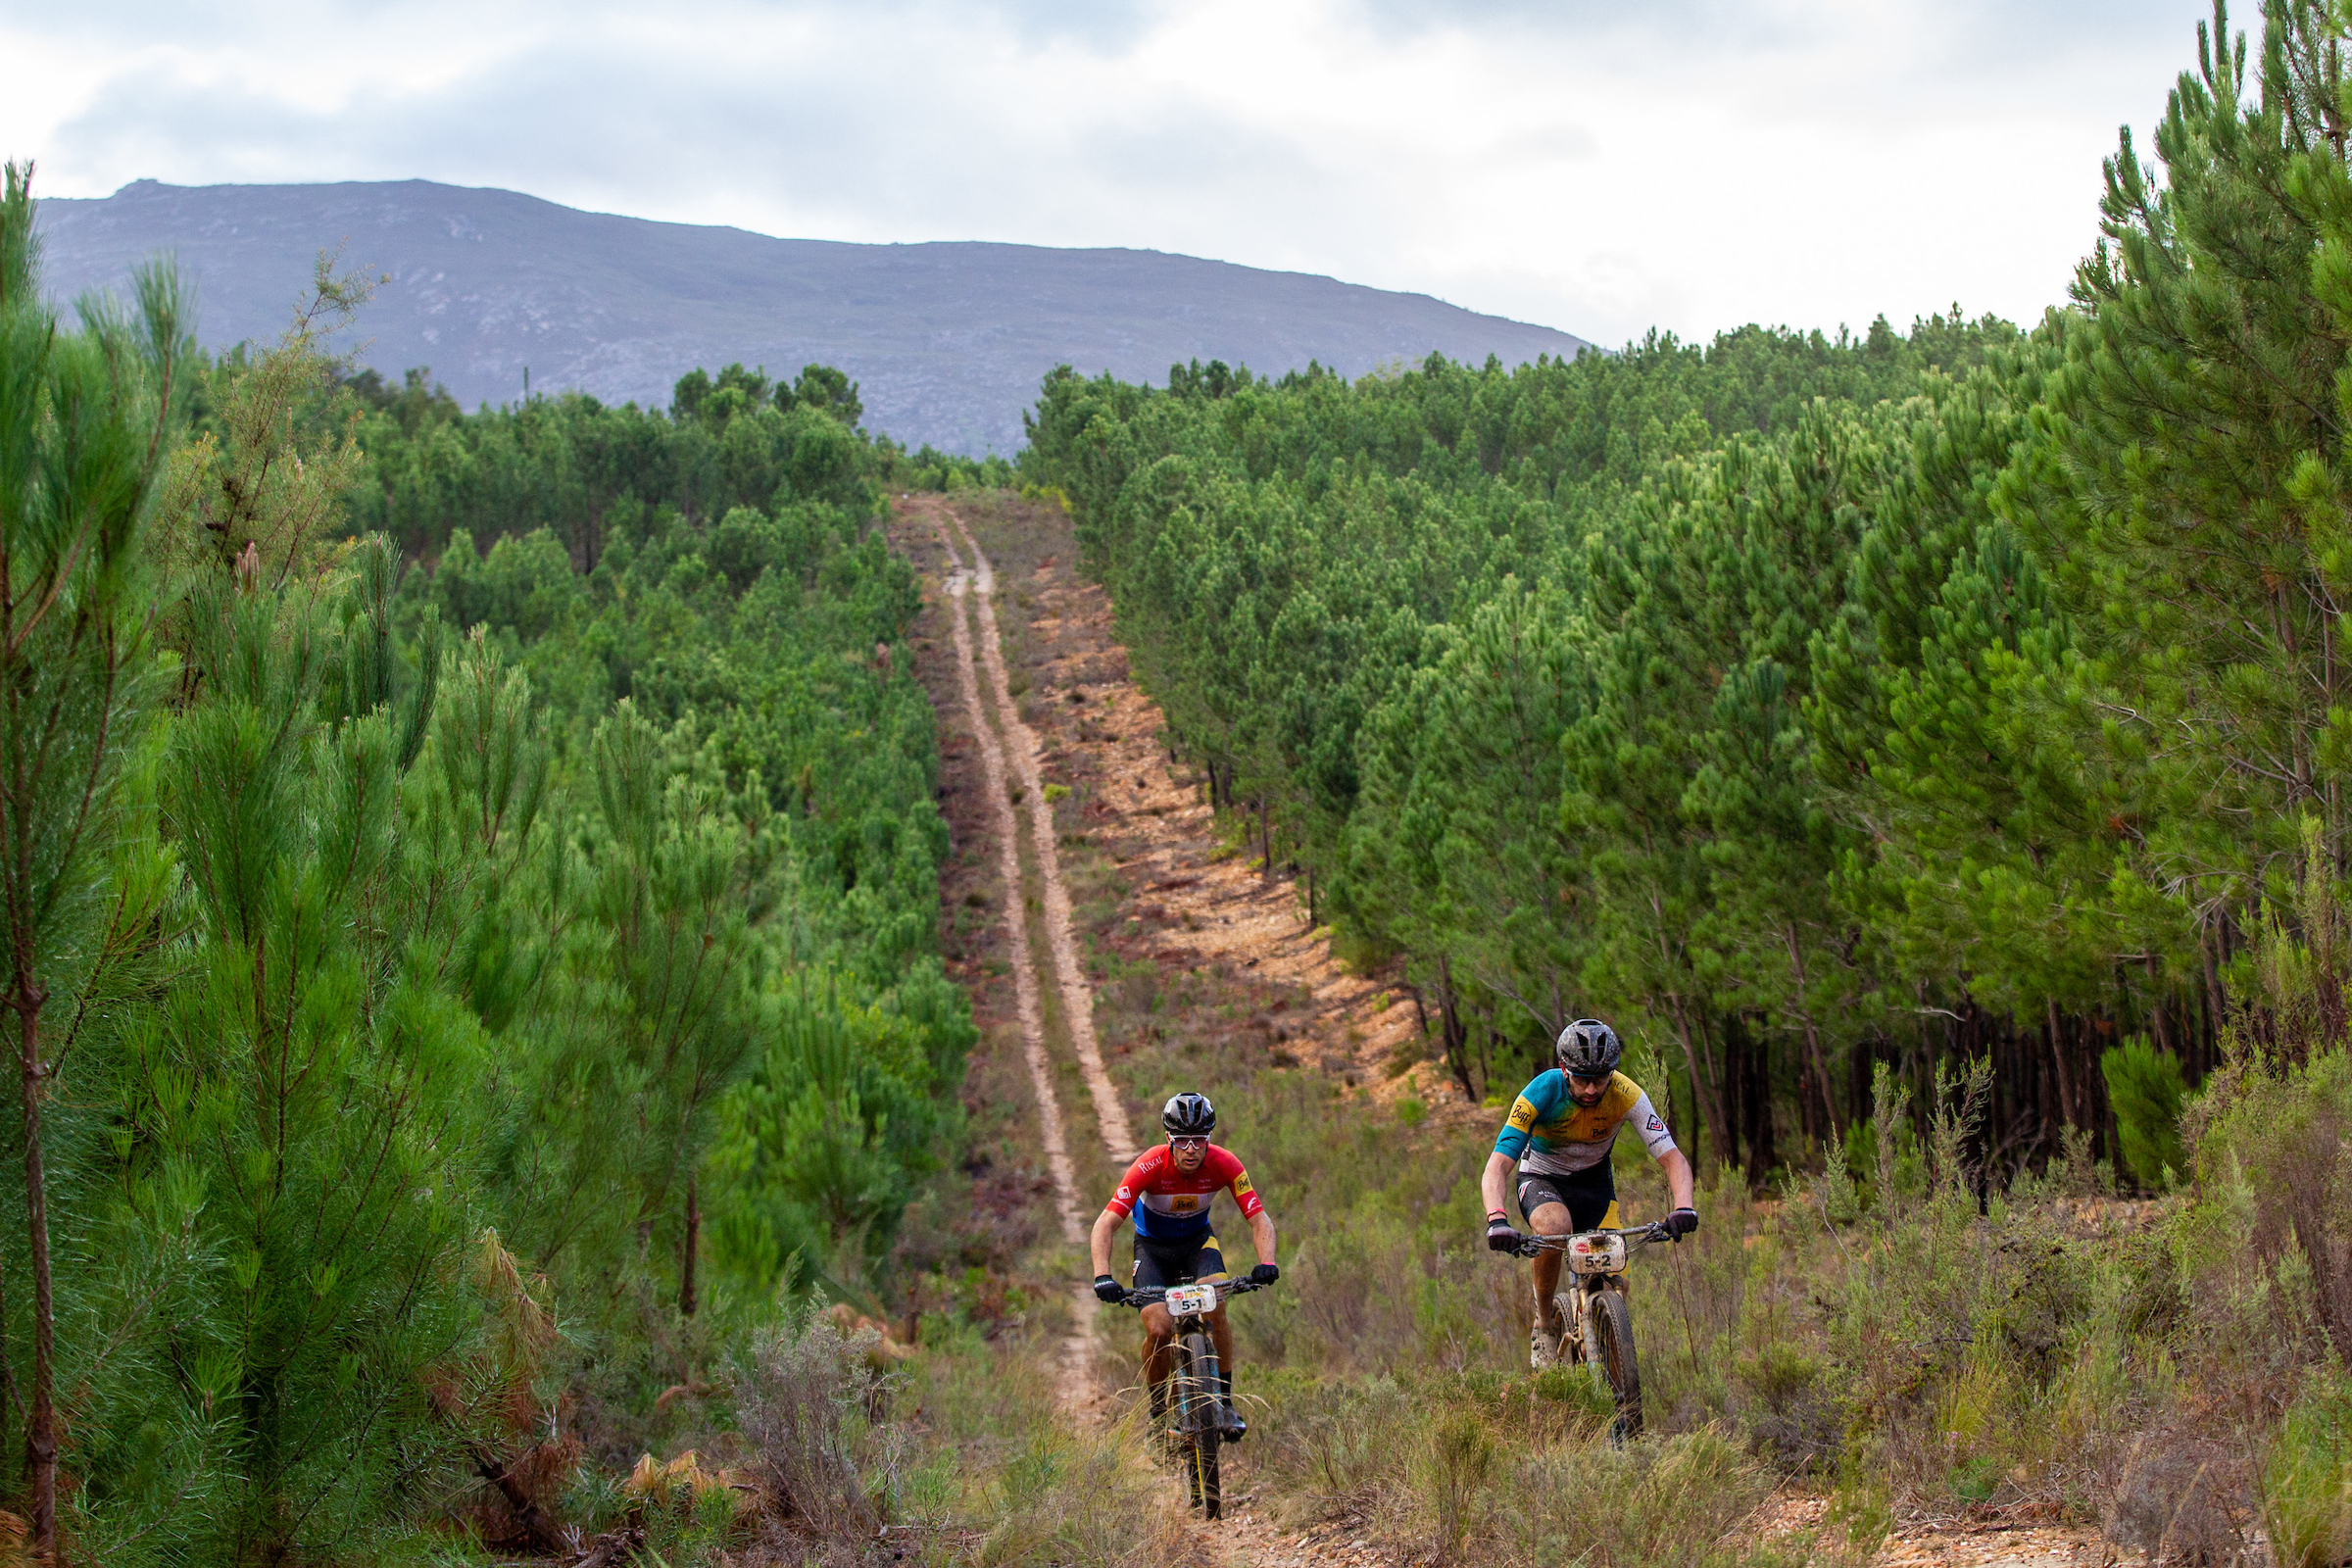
[2265,1372,2352,1567]
[2100,1036,2188,1190]
[1418,1409,1497,1561]
[1502,1426,1774,1567]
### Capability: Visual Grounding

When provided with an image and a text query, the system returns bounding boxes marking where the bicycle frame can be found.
[1122,1274,1268,1433]
[1502,1221,1673,1439]
[1120,1276,1272,1519]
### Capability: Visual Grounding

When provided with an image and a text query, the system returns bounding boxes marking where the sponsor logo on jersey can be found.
[1646,1114,1664,1132]
[1117,1186,1131,1200]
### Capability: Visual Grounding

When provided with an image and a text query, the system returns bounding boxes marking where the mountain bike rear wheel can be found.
[1174,1332,1223,1518]
[1591,1285,1642,1441]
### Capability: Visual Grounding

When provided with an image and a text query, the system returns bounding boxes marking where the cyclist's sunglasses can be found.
[1168,1135,1212,1151]
[1565,1072,1611,1092]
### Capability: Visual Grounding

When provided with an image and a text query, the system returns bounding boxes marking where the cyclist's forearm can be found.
[1660,1148,1695,1210]
[1247,1209,1277,1266]
[1089,1208,1122,1276]
[1480,1151,1516,1217]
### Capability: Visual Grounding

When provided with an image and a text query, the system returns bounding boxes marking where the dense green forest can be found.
[1021,2,2352,1197]
[1,168,967,1562]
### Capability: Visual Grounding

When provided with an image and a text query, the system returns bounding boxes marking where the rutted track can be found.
[918,499,1134,1420]
[938,506,1138,1165]
[934,521,1085,1247]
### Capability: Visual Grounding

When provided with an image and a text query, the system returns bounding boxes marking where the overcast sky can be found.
[2,0,2214,348]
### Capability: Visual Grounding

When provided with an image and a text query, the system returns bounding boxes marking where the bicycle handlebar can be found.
[1509,1220,1675,1259]
[1120,1277,1275,1309]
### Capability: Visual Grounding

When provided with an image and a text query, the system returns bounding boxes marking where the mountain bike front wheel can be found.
[1175,1331,1223,1519]
[1590,1284,1642,1441]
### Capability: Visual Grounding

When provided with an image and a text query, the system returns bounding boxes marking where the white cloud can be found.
[0,0,2217,347]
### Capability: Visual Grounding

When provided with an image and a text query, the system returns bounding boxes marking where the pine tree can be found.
[2011,0,2352,891]
[0,162,184,1558]
[557,704,763,1308]
[152,558,506,1557]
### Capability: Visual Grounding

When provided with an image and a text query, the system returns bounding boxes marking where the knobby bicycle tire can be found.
[1591,1285,1642,1441]
[1176,1331,1223,1519]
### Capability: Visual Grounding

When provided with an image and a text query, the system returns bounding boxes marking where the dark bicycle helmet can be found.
[1162,1092,1217,1137]
[1555,1018,1622,1078]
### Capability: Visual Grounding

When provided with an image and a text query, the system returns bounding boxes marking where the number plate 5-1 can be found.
[1163,1283,1217,1317]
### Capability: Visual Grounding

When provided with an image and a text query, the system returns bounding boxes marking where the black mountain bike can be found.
[1505,1220,1675,1440]
[1121,1276,1273,1519]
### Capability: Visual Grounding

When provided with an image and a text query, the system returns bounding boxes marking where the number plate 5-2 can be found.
[1567,1233,1627,1276]
[1163,1283,1218,1317]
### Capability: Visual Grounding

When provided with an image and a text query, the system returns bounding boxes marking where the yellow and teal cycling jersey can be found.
[1493,1069,1677,1177]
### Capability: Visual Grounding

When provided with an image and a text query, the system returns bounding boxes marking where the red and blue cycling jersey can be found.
[1104,1145,1264,1241]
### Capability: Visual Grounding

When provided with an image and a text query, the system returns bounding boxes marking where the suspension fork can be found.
[1567,1276,1620,1363]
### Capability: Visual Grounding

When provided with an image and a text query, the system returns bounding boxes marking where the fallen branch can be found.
[472,1442,567,1554]
[571,1523,645,1567]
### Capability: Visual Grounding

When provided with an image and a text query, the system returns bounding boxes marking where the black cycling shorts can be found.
[1517,1164,1618,1233]
[1132,1230,1227,1290]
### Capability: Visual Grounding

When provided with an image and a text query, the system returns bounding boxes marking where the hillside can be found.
[33,178,1592,454]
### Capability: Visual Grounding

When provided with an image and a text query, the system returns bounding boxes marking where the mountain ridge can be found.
[33,178,1593,454]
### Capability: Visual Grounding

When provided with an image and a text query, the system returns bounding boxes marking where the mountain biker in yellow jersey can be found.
[1481,1019,1697,1370]
[1090,1093,1279,1439]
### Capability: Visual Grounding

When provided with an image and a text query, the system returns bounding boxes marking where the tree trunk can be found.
[1435,956,1473,1101]
[1744,1021,1776,1182]
[1782,923,1838,1140]
[2146,956,2174,1057]
[1717,1013,1748,1174]
[12,989,55,1560]
[2045,998,2077,1128]
[1663,992,1729,1176]
[2201,914,2230,1069]
[679,1174,700,1317]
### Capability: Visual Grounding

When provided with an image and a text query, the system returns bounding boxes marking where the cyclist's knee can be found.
[1529,1201,1573,1236]
[1140,1304,1174,1340]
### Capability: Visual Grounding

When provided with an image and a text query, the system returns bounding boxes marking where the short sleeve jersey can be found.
[1493,1070,1676,1177]
[1104,1144,1265,1241]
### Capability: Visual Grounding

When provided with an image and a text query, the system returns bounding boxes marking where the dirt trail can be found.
[926,511,1107,1420]
[1754,1496,2103,1568]
[935,525,1084,1246]
[940,508,1140,1164]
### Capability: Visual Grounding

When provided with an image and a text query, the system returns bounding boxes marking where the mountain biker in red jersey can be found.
[1481,1018,1697,1370]
[1090,1093,1279,1439]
